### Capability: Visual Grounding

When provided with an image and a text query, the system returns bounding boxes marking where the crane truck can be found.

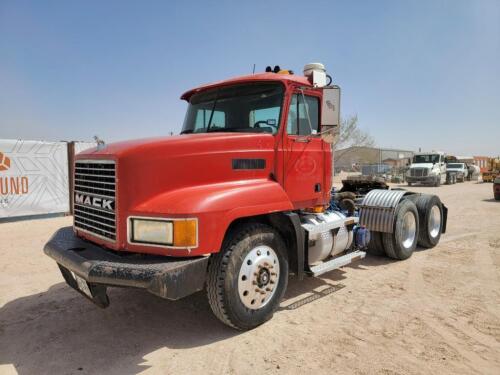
[44,63,448,330]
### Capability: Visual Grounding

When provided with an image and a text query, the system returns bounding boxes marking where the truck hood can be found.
[410,163,434,169]
[79,133,272,158]
[76,132,277,211]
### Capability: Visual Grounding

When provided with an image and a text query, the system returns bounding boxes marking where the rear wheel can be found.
[206,223,288,330]
[383,199,419,260]
[495,193,500,201]
[366,231,385,256]
[413,194,444,248]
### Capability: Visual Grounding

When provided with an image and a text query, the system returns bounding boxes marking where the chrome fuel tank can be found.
[301,211,353,265]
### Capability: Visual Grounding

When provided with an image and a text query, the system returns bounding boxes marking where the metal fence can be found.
[334,163,409,183]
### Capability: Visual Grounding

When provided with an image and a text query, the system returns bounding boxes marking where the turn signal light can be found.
[173,219,198,248]
[306,205,325,213]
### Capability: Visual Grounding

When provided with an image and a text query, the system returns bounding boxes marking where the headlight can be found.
[129,218,197,248]
[131,219,173,245]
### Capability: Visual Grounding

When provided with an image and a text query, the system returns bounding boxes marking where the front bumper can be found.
[44,227,209,307]
[407,175,438,183]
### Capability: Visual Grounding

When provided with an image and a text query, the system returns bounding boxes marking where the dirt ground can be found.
[1,181,499,375]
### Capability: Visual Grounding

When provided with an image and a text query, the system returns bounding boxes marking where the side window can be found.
[194,109,225,132]
[249,107,280,134]
[286,94,319,136]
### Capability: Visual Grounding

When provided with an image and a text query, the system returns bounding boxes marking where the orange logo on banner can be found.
[0,151,29,195]
[0,152,11,171]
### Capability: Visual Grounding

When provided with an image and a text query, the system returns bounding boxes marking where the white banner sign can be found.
[0,139,70,218]
[74,141,97,155]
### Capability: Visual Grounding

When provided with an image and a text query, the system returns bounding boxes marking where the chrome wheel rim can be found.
[401,211,417,249]
[429,205,441,238]
[238,245,280,310]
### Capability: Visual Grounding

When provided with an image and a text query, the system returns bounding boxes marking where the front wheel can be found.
[207,223,288,330]
[435,175,441,187]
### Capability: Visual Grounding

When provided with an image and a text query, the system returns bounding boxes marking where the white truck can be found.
[446,162,468,182]
[407,151,447,186]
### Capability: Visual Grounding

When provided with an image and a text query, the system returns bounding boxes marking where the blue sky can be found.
[1,0,499,155]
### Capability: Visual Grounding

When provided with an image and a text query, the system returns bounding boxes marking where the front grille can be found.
[411,168,428,177]
[74,160,116,241]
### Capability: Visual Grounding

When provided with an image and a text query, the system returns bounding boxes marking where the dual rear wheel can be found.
[366,194,444,260]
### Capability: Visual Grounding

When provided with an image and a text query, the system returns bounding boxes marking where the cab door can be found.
[283,90,326,209]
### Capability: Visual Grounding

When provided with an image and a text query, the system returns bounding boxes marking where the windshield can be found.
[413,154,440,164]
[181,83,284,135]
[447,163,463,169]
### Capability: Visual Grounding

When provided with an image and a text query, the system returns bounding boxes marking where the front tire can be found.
[435,175,441,187]
[207,223,288,330]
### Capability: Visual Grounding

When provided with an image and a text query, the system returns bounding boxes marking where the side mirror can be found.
[320,86,340,144]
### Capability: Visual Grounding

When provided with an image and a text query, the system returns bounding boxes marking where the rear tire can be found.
[383,199,419,260]
[206,223,288,330]
[495,193,500,201]
[366,231,385,256]
[412,194,444,248]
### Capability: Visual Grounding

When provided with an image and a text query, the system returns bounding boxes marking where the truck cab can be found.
[44,63,447,330]
[407,151,447,186]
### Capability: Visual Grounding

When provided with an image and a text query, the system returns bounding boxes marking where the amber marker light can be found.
[173,219,198,248]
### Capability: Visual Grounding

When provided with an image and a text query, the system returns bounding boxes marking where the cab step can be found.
[310,250,366,277]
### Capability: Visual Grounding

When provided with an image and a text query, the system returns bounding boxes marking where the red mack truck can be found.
[44,63,447,330]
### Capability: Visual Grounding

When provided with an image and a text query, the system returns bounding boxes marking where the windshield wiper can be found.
[180,129,193,134]
[205,90,219,133]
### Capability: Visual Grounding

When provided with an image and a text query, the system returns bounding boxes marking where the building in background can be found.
[334,146,414,174]
[474,156,491,172]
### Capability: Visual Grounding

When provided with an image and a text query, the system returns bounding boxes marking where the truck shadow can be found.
[0,268,354,375]
[482,198,499,203]
[0,282,238,375]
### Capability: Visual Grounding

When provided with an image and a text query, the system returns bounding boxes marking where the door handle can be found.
[294,137,311,143]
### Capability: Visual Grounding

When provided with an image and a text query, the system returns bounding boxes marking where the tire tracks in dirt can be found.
[473,239,500,320]
[407,246,500,374]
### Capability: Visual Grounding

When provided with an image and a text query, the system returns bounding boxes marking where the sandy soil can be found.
[0,181,499,375]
